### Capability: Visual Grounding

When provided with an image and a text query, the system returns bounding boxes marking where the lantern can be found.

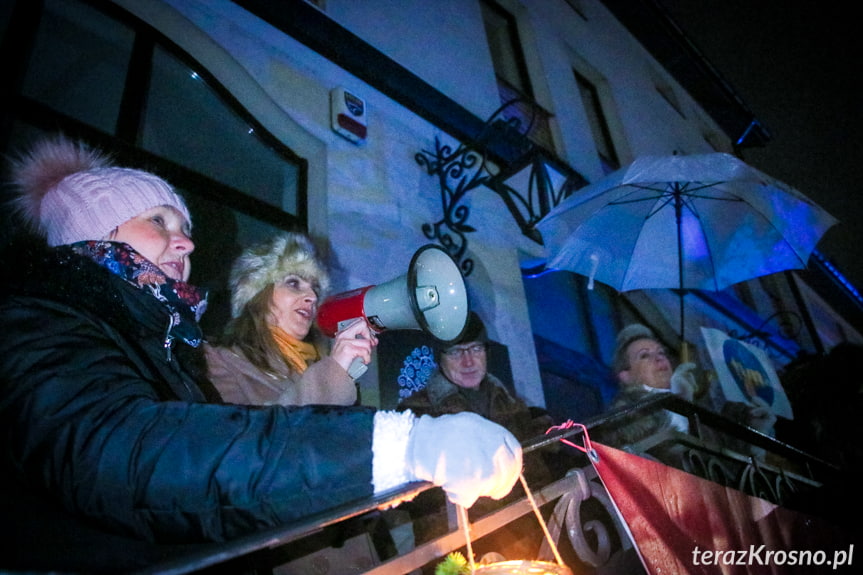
[451,474,574,575]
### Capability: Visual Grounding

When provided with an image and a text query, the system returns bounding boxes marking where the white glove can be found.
[406,412,522,508]
[670,362,697,401]
[747,396,777,435]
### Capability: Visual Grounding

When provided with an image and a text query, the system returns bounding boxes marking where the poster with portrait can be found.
[700,327,794,419]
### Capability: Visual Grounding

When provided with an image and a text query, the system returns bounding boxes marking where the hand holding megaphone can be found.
[317,245,469,380]
[330,317,378,379]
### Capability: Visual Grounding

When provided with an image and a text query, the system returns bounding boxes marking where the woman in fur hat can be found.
[600,324,698,446]
[205,232,374,406]
[597,324,774,461]
[0,135,522,573]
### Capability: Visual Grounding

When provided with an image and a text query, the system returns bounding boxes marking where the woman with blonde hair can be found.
[205,232,374,406]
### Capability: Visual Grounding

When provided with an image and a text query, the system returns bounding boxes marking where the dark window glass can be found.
[142,46,299,214]
[481,0,531,97]
[480,1,555,153]
[20,0,134,134]
[574,70,619,173]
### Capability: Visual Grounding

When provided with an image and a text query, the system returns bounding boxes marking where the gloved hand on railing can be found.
[407,412,522,507]
[745,396,777,435]
[372,410,522,508]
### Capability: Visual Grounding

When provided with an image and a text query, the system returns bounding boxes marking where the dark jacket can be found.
[398,370,546,442]
[0,243,377,573]
[595,385,679,448]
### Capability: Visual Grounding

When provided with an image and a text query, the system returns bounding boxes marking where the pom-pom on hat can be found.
[229,232,330,318]
[11,135,190,246]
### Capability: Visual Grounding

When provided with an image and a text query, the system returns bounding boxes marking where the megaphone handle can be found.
[336,317,370,380]
[348,357,368,380]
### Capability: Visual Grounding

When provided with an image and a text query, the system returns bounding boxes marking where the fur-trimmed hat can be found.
[229,232,330,318]
[612,323,657,373]
[11,135,190,246]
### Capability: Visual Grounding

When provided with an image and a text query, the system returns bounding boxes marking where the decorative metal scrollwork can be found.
[415,98,581,275]
[678,442,813,509]
[538,468,628,568]
[415,136,493,276]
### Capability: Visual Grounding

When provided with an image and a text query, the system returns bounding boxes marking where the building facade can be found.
[2,0,861,424]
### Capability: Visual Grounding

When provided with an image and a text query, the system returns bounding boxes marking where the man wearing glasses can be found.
[396,312,555,546]
[398,312,544,442]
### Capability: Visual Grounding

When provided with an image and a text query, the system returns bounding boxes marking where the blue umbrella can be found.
[536,153,838,345]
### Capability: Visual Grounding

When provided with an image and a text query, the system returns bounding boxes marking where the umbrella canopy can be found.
[535,153,838,347]
[537,153,837,293]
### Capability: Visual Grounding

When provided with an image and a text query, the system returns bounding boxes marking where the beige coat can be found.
[204,343,357,406]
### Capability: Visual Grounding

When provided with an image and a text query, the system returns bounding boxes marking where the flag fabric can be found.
[589,443,858,574]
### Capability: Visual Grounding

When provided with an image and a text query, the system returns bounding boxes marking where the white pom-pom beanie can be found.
[12,135,190,246]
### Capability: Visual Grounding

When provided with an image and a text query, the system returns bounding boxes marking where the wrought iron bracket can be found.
[416,98,584,275]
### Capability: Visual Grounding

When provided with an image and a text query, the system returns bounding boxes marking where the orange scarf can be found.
[269,325,319,374]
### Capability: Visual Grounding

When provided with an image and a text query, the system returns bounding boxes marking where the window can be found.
[1,0,306,334]
[574,69,620,173]
[18,0,135,134]
[480,0,554,152]
[523,268,630,422]
[481,0,531,98]
[142,46,300,214]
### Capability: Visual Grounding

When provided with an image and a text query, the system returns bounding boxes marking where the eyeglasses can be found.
[443,343,487,359]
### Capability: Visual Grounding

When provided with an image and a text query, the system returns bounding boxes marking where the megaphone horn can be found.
[317,245,469,377]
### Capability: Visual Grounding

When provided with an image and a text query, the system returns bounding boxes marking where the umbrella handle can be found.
[680,341,690,364]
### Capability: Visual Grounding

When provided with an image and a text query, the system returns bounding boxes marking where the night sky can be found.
[657,1,863,292]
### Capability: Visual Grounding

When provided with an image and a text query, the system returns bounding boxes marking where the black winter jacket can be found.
[0,243,377,573]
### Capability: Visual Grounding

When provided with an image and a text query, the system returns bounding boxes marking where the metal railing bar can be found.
[362,470,587,575]
[130,483,432,575]
[584,393,841,473]
[130,393,839,574]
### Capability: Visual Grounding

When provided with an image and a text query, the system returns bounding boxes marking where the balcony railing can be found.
[132,395,845,574]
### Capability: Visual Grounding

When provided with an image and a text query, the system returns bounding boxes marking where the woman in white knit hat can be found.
[205,232,376,406]
[0,134,522,573]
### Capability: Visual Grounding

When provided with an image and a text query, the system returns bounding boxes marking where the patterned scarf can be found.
[69,241,207,348]
[269,325,319,374]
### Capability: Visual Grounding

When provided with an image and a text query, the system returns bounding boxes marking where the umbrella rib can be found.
[646,195,674,219]
[680,192,719,292]
[611,182,739,206]
[684,184,811,290]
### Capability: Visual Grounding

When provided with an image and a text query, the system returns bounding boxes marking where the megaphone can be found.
[317,244,469,379]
